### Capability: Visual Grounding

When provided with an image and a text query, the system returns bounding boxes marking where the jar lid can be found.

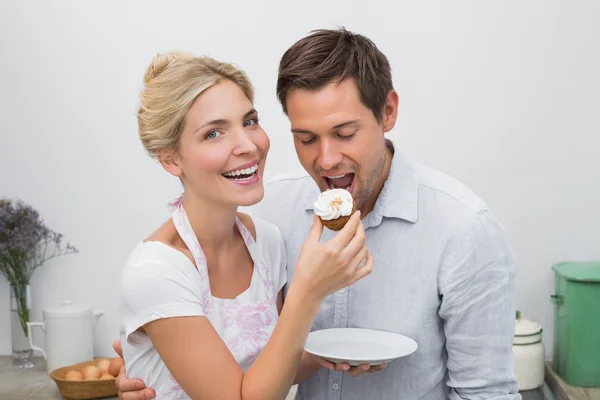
[514,311,542,336]
[552,262,600,282]
[43,300,92,319]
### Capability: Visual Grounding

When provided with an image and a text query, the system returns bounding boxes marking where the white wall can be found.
[1,1,599,360]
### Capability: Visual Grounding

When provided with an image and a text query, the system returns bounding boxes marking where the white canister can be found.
[513,311,545,391]
[27,300,104,374]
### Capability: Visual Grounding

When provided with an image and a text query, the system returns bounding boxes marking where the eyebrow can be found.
[193,108,257,134]
[291,119,361,135]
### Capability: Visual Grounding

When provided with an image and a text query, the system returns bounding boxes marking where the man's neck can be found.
[360,139,394,217]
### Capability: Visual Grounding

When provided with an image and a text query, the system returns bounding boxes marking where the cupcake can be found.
[313,188,355,231]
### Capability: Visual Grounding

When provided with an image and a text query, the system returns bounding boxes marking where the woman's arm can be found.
[145,212,372,400]
[144,279,321,400]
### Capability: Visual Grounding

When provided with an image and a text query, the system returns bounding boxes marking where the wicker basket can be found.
[50,358,119,399]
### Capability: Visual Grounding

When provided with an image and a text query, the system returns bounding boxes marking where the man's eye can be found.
[300,137,316,145]
[339,132,356,140]
[206,130,222,139]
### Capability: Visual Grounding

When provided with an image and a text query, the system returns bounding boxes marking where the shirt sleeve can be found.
[120,260,205,343]
[438,210,520,400]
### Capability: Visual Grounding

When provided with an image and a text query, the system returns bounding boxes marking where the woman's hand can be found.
[292,211,373,302]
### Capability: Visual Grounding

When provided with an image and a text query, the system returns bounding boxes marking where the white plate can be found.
[304,328,418,366]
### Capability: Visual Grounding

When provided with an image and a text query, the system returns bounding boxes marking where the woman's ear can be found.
[157,149,183,177]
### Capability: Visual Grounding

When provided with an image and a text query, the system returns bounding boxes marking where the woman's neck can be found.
[180,193,238,254]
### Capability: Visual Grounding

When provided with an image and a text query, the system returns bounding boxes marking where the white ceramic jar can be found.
[27,300,104,374]
[513,311,545,391]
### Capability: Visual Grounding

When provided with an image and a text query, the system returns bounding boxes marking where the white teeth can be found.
[223,163,258,177]
[229,173,255,181]
[329,183,352,191]
[326,173,352,191]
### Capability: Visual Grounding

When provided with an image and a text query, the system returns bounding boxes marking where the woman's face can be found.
[164,80,270,208]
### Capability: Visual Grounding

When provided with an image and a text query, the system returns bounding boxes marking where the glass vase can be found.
[10,284,35,368]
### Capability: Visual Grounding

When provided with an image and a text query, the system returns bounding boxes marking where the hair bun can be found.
[144,51,193,84]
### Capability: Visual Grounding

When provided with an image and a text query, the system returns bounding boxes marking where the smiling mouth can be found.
[324,173,355,191]
[222,162,259,181]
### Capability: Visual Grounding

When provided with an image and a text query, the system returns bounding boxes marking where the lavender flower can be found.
[0,198,78,335]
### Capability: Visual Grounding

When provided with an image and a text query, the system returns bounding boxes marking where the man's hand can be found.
[113,340,156,400]
[312,356,387,378]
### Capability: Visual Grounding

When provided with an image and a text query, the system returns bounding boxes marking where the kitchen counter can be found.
[0,356,117,400]
[544,362,600,400]
[0,357,293,400]
[0,357,595,400]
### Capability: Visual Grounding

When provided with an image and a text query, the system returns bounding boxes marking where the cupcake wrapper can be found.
[320,203,357,231]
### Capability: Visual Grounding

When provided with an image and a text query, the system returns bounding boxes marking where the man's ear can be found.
[381,89,399,133]
[157,149,183,177]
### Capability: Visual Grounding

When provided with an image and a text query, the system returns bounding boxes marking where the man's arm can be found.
[113,341,155,400]
[439,210,521,400]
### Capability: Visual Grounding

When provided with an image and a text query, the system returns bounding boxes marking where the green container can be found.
[551,262,600,387]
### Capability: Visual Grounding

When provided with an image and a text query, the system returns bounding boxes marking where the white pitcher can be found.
[27,300,104,374]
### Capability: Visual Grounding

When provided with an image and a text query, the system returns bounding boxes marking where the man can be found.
[115,28,520,399]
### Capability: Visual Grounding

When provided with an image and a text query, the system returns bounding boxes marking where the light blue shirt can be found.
[248,140,520,400]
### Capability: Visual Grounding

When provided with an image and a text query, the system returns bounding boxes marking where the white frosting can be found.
[313,189,354,220]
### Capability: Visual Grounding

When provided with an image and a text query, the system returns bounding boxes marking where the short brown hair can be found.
[276,27,393,123]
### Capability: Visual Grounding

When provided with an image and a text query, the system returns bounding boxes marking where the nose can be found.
[232,129,258,156]
[317,139,343,171]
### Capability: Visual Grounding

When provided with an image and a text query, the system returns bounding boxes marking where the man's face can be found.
[285,78,398,212]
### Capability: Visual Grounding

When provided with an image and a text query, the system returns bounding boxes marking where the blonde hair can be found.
[137,51,254,158]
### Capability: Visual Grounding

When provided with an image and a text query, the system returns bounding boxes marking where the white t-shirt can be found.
[119,215,287,399]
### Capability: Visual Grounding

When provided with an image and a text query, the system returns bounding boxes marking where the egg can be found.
[96,359,111,375]
[65,369,83,381]
[99,373,115,380]
[108,357,124,377]
[81,365,101,380]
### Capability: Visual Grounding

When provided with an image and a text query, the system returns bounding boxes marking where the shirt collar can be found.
[303,139,419,225]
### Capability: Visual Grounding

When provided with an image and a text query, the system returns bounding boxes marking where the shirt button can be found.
[332,383,339,390]
[339,288,346,294]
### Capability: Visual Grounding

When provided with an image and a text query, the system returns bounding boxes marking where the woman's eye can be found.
[244,118,258,127]
[206,130,222,139]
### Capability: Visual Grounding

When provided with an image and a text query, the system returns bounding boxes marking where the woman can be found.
[118,51,373,400]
